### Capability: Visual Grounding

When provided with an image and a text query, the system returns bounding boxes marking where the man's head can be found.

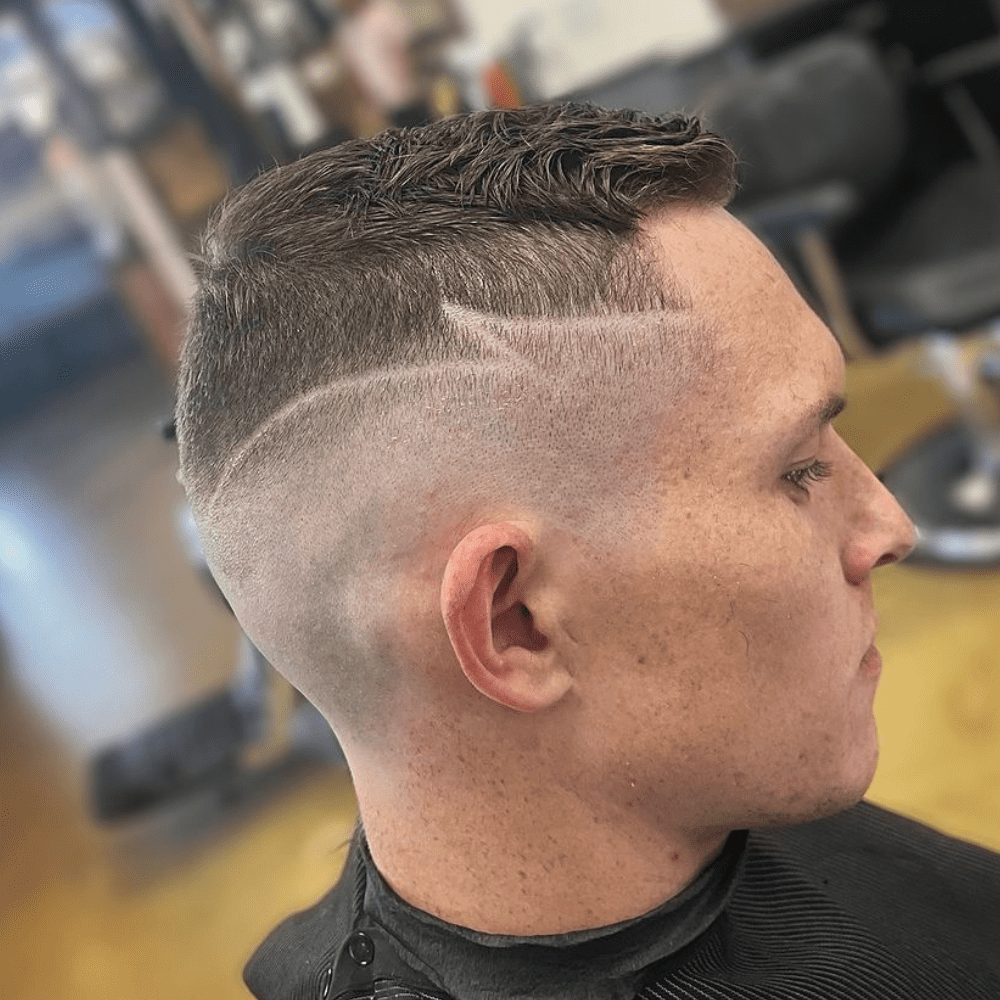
[177,104,914,850]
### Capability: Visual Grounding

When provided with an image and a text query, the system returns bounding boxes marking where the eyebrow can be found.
[799,392,848,436]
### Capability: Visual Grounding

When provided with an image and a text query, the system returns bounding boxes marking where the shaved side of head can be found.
[176,105,736,741]
[201,297,716,731]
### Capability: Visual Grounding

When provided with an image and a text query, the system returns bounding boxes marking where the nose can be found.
[841,451,918,584]
[869,474,918,568]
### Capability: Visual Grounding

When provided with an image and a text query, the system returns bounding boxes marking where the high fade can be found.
[176,103,737,739]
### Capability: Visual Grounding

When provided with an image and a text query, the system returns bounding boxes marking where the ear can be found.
[440,522,572,712]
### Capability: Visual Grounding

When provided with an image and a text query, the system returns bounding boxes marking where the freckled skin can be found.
[562,207,917,833]
[352,204,917,936]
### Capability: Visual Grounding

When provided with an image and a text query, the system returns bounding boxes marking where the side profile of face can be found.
[560,205,917,834]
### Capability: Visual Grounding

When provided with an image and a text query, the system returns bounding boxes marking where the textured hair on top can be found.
[176,103,737,738]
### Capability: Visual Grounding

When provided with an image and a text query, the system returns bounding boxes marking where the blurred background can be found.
[2,0,1000,996]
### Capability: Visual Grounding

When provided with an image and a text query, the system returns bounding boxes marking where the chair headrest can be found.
[702,33,906,206]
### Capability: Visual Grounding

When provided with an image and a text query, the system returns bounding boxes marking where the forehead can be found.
[641,205,845,415]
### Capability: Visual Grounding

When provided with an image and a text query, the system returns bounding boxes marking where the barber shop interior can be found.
[2,0,1000,996]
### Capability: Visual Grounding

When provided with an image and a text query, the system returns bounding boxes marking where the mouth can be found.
[860,644,882,678]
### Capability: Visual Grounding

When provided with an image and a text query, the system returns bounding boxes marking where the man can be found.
[176,104,1000,999]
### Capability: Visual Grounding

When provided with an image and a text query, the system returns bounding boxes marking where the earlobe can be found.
[440,522,571,712]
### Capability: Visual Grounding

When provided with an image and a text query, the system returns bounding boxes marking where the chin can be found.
[743,748,880,831]
[746,791,863,831]
[849,717,881,795]
[809,735,881,823]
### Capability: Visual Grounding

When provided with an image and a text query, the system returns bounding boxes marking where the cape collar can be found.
[359,828,749,1000]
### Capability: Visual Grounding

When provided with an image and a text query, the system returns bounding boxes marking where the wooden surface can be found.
[1,338,999,1000]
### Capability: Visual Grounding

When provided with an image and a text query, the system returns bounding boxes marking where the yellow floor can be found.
[1,339,998,1000]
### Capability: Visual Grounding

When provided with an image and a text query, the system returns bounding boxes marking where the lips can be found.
[860,645,882,677]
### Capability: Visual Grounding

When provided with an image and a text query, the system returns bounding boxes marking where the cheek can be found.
[573,493,849,701]
[727,534,849,691]
[684,501,831,618]
[642,505,849,700]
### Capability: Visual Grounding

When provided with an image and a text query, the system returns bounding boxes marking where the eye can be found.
[783,459,834,494]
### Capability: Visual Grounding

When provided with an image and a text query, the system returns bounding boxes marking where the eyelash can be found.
[783,459,834,494]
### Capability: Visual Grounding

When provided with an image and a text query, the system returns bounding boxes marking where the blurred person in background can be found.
[336,0,430,129]
[176,104,1000,1000]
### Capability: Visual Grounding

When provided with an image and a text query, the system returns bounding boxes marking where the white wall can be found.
[455,0,727,98]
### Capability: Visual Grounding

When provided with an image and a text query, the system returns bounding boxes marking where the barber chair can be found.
[702,31,1000,565]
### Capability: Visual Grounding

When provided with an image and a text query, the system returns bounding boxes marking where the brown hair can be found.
[175,103,736,735]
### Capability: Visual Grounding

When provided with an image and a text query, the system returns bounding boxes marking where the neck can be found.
[353,760,729,936]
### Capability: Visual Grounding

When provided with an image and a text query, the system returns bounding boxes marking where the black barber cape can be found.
[245,801,1000,1000]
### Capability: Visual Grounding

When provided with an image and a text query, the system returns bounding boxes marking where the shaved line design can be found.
[203,358,512,510]
[204,299,698,512]
[441,301,694,365]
